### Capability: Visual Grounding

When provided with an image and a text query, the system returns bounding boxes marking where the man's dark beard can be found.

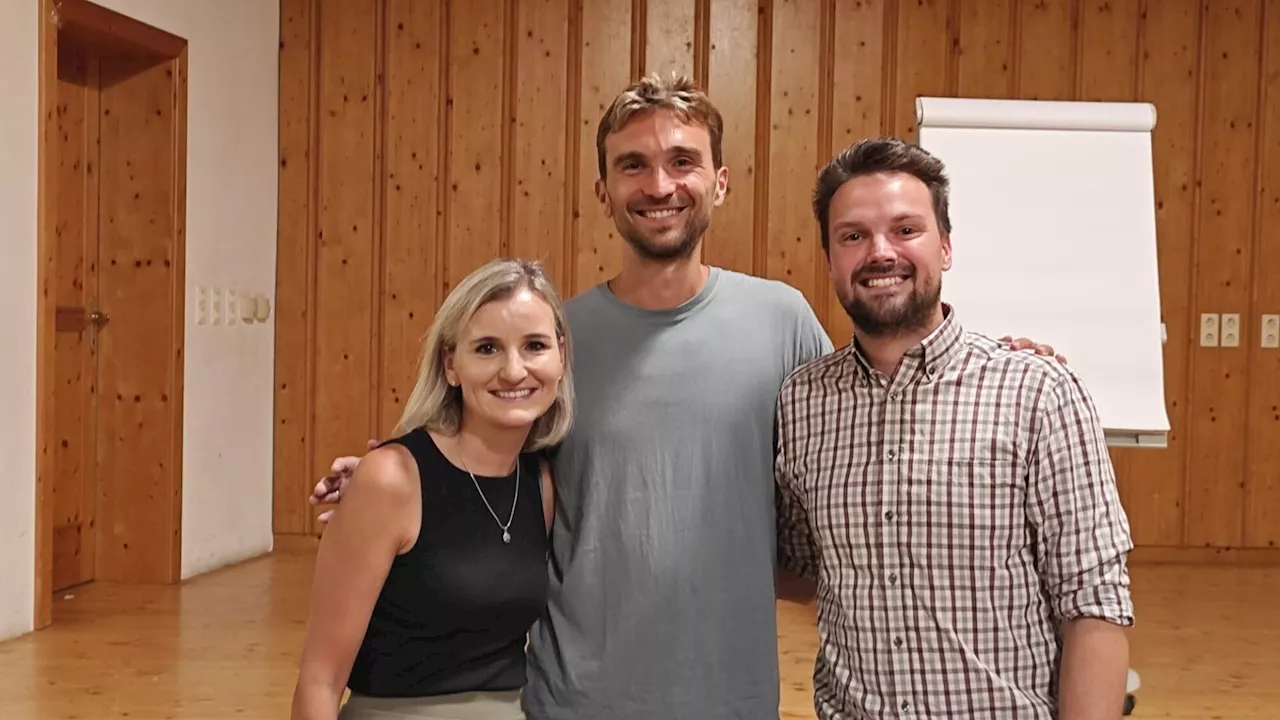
[840,265,941,337]
[619,206,711,261]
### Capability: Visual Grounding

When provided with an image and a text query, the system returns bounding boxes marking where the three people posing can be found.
[291,73,1131,720]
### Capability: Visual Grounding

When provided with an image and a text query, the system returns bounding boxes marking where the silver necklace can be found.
[461,456,519,544]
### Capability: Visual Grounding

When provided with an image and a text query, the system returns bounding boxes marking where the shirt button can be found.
[889,391,898,401]
[884,510,895,521]
[886,449,896,460]
[888,572,897,584]
[901,700,910,711]
[893,636,903,647]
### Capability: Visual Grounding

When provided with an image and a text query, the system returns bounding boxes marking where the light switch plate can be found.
[1199,313,1220,347]
[1263,314,1280,349]
[1220,313,1240,347]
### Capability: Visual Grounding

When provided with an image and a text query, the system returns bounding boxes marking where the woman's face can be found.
[444,289,564,432]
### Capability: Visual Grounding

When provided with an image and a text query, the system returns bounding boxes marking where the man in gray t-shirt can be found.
[516,74,831,719]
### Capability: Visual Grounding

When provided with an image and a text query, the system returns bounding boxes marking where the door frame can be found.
[35,0,189,629]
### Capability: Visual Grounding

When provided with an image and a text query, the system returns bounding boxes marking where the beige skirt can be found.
[338,689,525,720]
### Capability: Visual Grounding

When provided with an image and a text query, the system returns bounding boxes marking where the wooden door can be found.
[39,0,189,618]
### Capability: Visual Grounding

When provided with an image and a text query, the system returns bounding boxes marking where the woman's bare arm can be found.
[291,445,419,720]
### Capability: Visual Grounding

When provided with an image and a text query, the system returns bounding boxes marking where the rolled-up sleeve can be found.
[1027,371,1136,628]
[774,384,820,581]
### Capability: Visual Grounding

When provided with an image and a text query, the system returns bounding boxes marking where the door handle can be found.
[89,310,109,327]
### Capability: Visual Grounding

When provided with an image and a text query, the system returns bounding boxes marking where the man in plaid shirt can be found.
[775,137,1135,719]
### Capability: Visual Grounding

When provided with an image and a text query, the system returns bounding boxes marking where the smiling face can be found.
[443,288,565,432]
[825,170,952,337]
[595,107,728,261]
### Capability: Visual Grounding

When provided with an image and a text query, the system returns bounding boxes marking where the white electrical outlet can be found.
[1199,313,1220,347]
[1220,313,1240,347]
[1263,314,1280,349]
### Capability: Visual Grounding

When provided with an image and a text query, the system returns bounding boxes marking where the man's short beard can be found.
[841,278,941,338]
[619,210,711,262]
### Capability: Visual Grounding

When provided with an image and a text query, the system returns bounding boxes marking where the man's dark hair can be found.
[812,137,952,252]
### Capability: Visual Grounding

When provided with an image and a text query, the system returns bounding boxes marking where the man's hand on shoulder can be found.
[310,438,379,524]
[1001,335,1068,365]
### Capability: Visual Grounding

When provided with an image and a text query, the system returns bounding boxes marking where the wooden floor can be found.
[1,543,1277,719]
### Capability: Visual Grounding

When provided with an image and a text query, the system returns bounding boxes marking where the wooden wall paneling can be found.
[378,0,445,437]
[511,0,571,291]
[573,0,633,295]
[312,0,378,517]
[820,0,889,346]
[1130,0,1203,546]
[645,0,696,78]
[703,0,758,277]
[1244,3,1280,548]
[445,1,507,291]
[955,0,1014,99]
[764,0,823,314]
[272,0,1280,554]
[273,0,315,535]
[1185,0,1262,548]
[1016,0,1079,100]
[891,0,954,139]
[1077,0,1141,538]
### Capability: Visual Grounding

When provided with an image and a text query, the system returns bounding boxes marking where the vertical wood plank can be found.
[765,0,822,309]
[1130,0,1202,546]
[573,0,633,295]
[1244,1,1280,548]
[1077,0,1140,100]
[445,1,507,291]
[1185,0,1262,548]
[955,0,1014,98]
[512,0,570,287]
[1017,0,1079,100]
[704,0,757,276]
[273,0,314,534]
[892,0,952,138]
[645,0,696,79]
[313,0,377,489]
[379,0,444,436]
[823,0,889,346]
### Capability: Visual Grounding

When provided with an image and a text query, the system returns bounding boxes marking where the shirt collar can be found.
[847,303,964,385]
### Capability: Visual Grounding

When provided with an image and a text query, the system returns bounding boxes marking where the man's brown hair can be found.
[595,73,724,179]
[812,137,953,252]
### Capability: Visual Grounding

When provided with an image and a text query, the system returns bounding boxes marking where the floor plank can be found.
[0,545,1276,718]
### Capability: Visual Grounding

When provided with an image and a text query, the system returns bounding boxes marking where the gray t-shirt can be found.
[523,267,834,720]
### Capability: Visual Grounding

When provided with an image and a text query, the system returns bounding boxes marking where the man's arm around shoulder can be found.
[1027,371,1135,720]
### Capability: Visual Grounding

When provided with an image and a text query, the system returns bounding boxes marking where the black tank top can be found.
[346,427,549,697]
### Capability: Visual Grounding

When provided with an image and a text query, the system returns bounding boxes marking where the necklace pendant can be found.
[502,530,511,544]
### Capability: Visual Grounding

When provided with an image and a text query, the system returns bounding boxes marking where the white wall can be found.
[0,0,40,642]
[0,0,279,641]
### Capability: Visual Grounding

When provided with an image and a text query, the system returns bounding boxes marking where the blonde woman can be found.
[291,258,574,720]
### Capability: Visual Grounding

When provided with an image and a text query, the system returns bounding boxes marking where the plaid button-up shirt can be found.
[775,305,1135,719]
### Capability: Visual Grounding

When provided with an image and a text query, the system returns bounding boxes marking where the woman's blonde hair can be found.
[392,258,574,451]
